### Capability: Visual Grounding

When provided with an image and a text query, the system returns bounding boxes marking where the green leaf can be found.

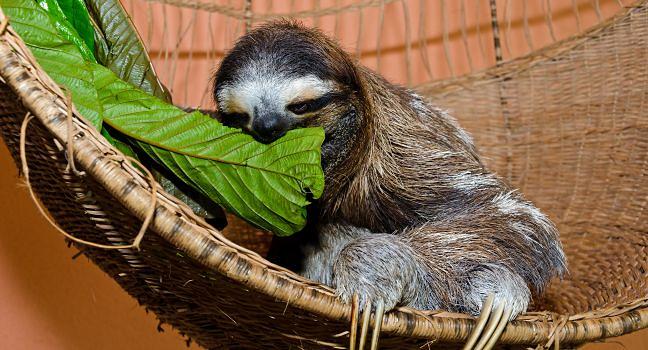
[85,0,171,102]
[92,66,324,235]
[56,0,95,54]
[36,0,95,61]
[3,0,102,128]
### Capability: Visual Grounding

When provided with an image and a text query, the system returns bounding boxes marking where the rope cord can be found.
[63,91,85,176]
[19,112,157,251]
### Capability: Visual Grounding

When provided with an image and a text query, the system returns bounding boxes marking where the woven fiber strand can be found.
[0,1,646,350]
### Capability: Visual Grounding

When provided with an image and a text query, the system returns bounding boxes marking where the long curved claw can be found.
[463,294,495,350]
[483,307,512,350]
[473,301,505,350]
[358,300,372,349]
[370,299,385,350]
[349,294,360,350]
[462,293,511,350]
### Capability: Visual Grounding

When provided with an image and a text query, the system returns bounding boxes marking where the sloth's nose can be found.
[251,115,288,143]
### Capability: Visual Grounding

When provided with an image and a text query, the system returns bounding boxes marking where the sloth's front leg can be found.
[301,222,430,311]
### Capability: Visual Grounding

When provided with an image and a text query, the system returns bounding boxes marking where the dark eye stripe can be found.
[288,93,338,115]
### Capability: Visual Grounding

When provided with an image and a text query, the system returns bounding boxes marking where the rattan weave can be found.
[0,1,646,349]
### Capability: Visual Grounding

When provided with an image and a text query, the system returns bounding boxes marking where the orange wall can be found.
[0,0,646,349]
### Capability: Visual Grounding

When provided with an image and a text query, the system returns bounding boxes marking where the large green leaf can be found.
[3,0,102,128]
[56,0,95,54]
[93,66,325,235]
[37,0,94,61]
[85,0,170,102]
[9,0,219,221]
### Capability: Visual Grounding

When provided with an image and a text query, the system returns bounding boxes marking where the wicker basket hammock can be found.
[0,0,647,348]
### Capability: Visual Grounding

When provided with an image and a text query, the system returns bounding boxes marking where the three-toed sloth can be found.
[213,21,566,318]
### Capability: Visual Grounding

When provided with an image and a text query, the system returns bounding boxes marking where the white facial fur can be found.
[217,64,335,128]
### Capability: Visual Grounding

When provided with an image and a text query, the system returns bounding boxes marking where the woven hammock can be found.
[0,0,647,349]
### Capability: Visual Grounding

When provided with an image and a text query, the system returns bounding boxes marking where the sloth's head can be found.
[213,21,362,144]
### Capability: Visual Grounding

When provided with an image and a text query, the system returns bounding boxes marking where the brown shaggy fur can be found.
[213,20,567,318]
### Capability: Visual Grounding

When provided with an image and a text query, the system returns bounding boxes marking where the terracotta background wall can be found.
[0,0,645,349]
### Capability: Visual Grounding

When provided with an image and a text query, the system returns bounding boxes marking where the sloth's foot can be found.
[332,233,421,350]
[333,248,401,350]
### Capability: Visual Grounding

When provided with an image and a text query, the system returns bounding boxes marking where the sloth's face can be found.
[215,71,347,144]
[213,22,359,144]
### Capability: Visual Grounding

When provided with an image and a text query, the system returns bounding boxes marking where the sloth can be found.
[213,20,566,319]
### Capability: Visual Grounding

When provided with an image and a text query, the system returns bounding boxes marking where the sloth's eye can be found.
[287,101,311,115]
[288,95,332,115]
